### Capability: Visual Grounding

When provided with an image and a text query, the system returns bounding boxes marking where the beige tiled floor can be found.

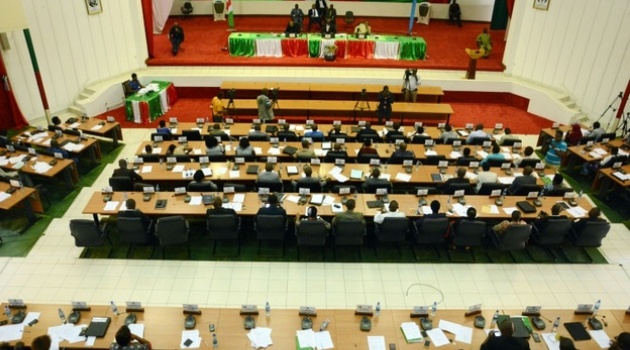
[1,128,628,312]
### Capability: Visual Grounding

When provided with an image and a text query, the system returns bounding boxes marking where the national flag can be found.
[227,0,235,28]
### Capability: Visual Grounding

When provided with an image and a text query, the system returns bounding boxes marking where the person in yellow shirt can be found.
[354,21,371,36]
[211,91,226,122]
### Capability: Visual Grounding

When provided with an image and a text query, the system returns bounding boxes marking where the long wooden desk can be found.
[12,128,102,165]
[3,304,626,349]
[221,99,453,123]
[220,81,444,103]
[0,148,79,189]
[0,182,43,227]
[66,118,123,146]
[592,164,630,196]
[564,139,626,168]
[83,192,592,222]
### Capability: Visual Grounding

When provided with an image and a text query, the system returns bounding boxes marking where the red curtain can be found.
[142,0,154,58]
[507,0,515,17]
[0,54,28,130]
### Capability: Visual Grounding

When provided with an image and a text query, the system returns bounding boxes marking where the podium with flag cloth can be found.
[124,81,178,124]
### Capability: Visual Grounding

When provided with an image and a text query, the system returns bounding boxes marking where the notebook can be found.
[85,317,111,337]
[366,200,384,209]
[286,166,299,175]
[431,173,443,182]
[283,146,298,155]
[564,322,591,341]
[309,194,324,205]
[350,169,363,180]
[246,165,260,174]
[516,201,536,214]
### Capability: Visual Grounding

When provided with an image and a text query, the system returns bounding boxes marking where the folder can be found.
[85,317,111,337]
[246,165,260,174]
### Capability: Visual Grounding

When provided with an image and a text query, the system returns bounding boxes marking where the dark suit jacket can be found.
[119,209,151,230]
[414,213,446,229]
[321,22,337,35]
[385,130,403,143]
[113,168,143,182]
[508,175,536,194]
[356,128,378,140]
[256,205,287,222]
[278,131,298,140]
[308,8,321,20]
[441,177,469,190]
[332,210,365,227]
[480,335,529,350]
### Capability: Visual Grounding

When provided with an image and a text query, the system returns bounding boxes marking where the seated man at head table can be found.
[321,18,336,36]
[285,20,301,35]
[355,122,379,141]
[332,198,366,227]
[374,200,406,225]
[295,205,331,230]
[113,159,144,183]
[390,142,415,163]
[384,122,404,143]
[354,21,371,35]
[128,73,144,93]
[111,325,152,350]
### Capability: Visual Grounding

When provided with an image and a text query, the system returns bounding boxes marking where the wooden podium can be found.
[465,48,485,80]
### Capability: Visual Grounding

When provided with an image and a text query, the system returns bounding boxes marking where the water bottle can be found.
[265,302,271,317]
[552,317,560,333]
[4,305,11,318]
[579,190,584,198]
[375,302,381,316]
[593,299,601,316]
[416,160,420,172]
[58,308,66,322]
[431,301,437,317]
[320,319,330,331]
[123,192,128,201]
[491,310,499,327]
[110,301,119,315]
[156,184,160,192]
[212,333,218,348]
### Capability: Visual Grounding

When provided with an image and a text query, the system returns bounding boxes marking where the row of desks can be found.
[1,148,79,190]
[83,192,592,220]
[219,82,444,103]
[11,128,103,165]
[0,182,43,228]
[4,304,628,349]
[52,118,122,146]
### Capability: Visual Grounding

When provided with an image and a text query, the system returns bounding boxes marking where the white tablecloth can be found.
[255,39,282,57]
[374,41,400,60]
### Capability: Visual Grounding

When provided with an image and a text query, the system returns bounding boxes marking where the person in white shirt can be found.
[402,68,420,102]
[513,146,538,167]
[466,123,489,144]
[374,200,406,224]
[472,162,498,192]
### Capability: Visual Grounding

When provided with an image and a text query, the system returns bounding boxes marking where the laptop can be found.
[246,165,260,174]
[283,146,298,155]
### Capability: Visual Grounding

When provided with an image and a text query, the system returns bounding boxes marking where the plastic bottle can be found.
[265,302,271,317]
[320,319,330,331]
[4,305,11,318]
[110,301,119,315]
[593,299,601,316]
[552,317,560,333]
[431,301,437,317]
[375,302,381,316]
[212,333,218,348]
[123,192,128,201]
[491,310,499,327]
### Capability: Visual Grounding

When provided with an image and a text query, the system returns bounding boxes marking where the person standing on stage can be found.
[476,28,492,58]
[169,22,185,56]
[290,4,305,31]
[256,88,274,123]
[402,68,420,102]
[377,86,394,124]
[449,0,463,27]
[210,91,226,122]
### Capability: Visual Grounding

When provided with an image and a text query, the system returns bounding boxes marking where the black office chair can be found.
[601,155,627,168]
[468,137,491,145]
[413,186,441,195]
[578,136,596,145]
[256,180,284,193]
[386,135,406,144]
[63,129,81,136]
[151,132,173,141]
[48,125,62,132]
[234,154,257,162]
[117,217,154,245]
[357,153,380,164]
[181,2,194,16]
[518,158,542,168]
[248,134,270,141]
[255,215,287,255]
[452,220,486,259]
[363,182,393,194]
[477,183,506,195]
[412,217,449,259]
[443,183,475,195]
[569,221,610,247]
[155,216,189,258]
[531,218,571,246]
[182,130,202,141]
[333,185,357,194]
[332,220,366,260]
[187,182,216,192]
[69,219,111,247]
[222,183,249,192]
[356,134,380,144]
[374,217,409,257]
[490,224,532,261]
[456,157,478,166]
[295,181,323,193]
[295,220,329,261]
[389,155,415,165]
[599,132,617,142]
[501,139,521,146]
[174,155,191,163]
[208,155,227,162]
[410,135,431,145]
[344,11,355,29]
[278,132,299,142]
[545,188,573,197]
[207,213,241,255]
[425,155,447,165]
[510,184,542,196]
[109,177,134,191]
[442,138,460,145]
[486,159,510,167]
[323,152,347,163]
[327,134,348,142]
[141,154,161,163]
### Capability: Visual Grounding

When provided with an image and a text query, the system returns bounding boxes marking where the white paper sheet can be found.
[502,207,518,215]
[229,170,240,178]
[331,172,349,183]
[201,168,213,176]
[449,151,462,159]
[425,150,438,156]
[426,328,450,347]
[395,173,412,182]
[141,166,152,173]
[248,327,273,348]
[367,335,386,350]
[566,206,587,218]
[286,195,301,203]
[541,332,560,350]
[33,161,53,174]
[189,196,202,206]
[180,330,201,348]
[0,323,25,342]
[172,165,185,173]
[0,192,11,202]
[296,329,315,348]
[233,193,245,203]
[589,330,611,348]
[104,201,120,211]
[401,321,423,342]
[315,331,334,349]
[267,148,281,155]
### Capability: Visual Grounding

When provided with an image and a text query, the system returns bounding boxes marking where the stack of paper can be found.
[438,319,473,344]
[248,327,273,348]
[451,203,471,217]
[172,165,185,173]
[296,329,333,350]
[0,192,11,203]
[189,196,202,206]
[613,172,630,181]
[367,336,386,350]
[425,150,438,156]
[103,201,120,211]
[449,151,462,159]
[0,323,25,342]
[400,322,423,343]
[33,161,53,174]
[566,206,587,218]
[268,148,281,155]
[91,124,103,131]
[395,173,412,182]
[233,193,245,203]
[141,166,152,173]
[201,168,213,176]
[180,330,201,348]
[152,147,162,154]
[63,143,84,152]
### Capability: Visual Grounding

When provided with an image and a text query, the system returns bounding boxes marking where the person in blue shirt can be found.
[544,130,567,170]
[304,124,324,141]
[50,139,79,164]
[466,123,489,144]
[480,144,505,166]
[128,73,143,92]
[156,120,171,135]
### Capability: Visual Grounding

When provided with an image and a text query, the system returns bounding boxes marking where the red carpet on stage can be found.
[148,16,505,71]
[96,98,552,135]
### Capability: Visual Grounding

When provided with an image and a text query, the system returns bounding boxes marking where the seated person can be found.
[493,209,526,235]
[480,318,529,350]
[325,142,347,160]
[542,173,566,195]
[111,325,152,350]
[205,136,224,156]
[207,196,236,216]
[587,121,606,141]
[356,122,379,142]
[572,207,606,232]
[480,144,505,166]
[439,124,459,143]
[533,203,567,231]
[128,73,143,92]
[166,144,187,156]
[441,167,470,191]
[409,125,428,139]
[292,165,326,191]
[321,19,336,36]
[248,124,270,140]
[31,335,52,350]
[513,146,538,167]
[415,199,446,228]
[354,21,371,35]
[50,116,65,130]
[188,169,218,191]
[113,159,143,183]
[256,193,287,222]
[235,137,255,156]
[608,331,630,350]
[295,139,316,159]
[332,199,365,227]
[143,144,153,155]
[210,123,230,139]
[285,20,301,35]
[119,199,152,232]
[374,200,406,224]
[452,207,477,233]
[362,168,391,193]
[384,122,404,143]
[278,123,297,141]
[565,123,582,146]
[466,123,489,144]
[304,124,324,141]
[581,146,622,176]
[498,127,519,145]
[258,162,281,183]
[456,147,477,166]
[357,138,378,157]
[50,139,79,164]
[295,205,331,230]
[508,165,536,194]
[327,125,346,140]
[472,162,498,192]
[156,120,171,134]
[390,142,415,163]
[0,129,9,147]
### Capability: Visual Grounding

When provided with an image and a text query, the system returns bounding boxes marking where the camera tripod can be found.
[353,89,370,122]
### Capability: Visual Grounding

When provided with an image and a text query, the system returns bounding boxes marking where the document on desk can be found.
[367,335,386,350]
[566,206,587,218]
[449,151,462,159]
[502,152,512,160]
[152,147,162,154]
[0,192,11,203]
[481,205,500,215]
[286,195,300,203]
[223,202,243,212]
[451,203,471,217]
[315,331,334,349]
[201,168,213,177]
[180,330,201,348]
[502,207,518,215]
[104,201,120,211]
[0,323,25,342]
[438,319,472,344]
[254,147,263,154]
[216,167,227,176]
[426,328,450,347]
[248,327,273,348]
[395,173,412,182]
[541,332,560,350]
[192,148,202,155]
[322,195,335,206]
[331,172,349,183]
[233,193,245,203]
[229,170,240,178]
[141,166,152,173]
[400,321,422,343]
[189,196,202,206]
[172,165,185,173]
[296,329,316,349]
[267,147,281,155]
[90,124,103,131]
[379,174,391,181]
[128,324,145,338]
[425,150,438,156]
[498,176,515,184]
[476,150,488,158]
[589,330,610,348]
[613,171,630,181]
[48,323,86,343]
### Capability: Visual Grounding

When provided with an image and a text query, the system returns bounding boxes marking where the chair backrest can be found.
[511,184,542,196]
[333,220,366,245]
[155,216,189,246]
[207,214,240,240]
[425,155,446,165]
[184,2,193,9]
[410,135,431,144]
[387,135,406,144]
[364,181,392,194]
[468,137,490,145]
[518,158,542,168]
[578,136,596,145]
[208,155,227,162]
[602,155,627,168]
[278,132,299,142]
[375,217,409,243]
[443,137,459,145]
[222,183,249,192]
[545,187,572,197]
[117,217,152,244]
[248,134,270,141]
[256,215,286,240]
[296,220,328,246]
[535,218,571,246]
[296,181,323,193]
[600,132,617,142]
[141,154,161,163]
[572,221,610,247]
[501,138,521,146]
[323,152,347,163]
[327,134,348,142]
[109,177,134,191]
[487,159,509,167]
[69,219,107,247]
[389,154,415,165]
[151,132,173,141]
[175,155,191,163]
[414,217,449,245]
[477,183,506,195]
[456,157,477,166]
[357,153,380,164]
[444,183,474,195]
[496,224,531,251]
[356,134,380,144]
[187,182,215,192]
[63,129,81,136]
[256,180,283,192]
[453,220,486,248]
[182,130,202,141]
[413,186,440,195]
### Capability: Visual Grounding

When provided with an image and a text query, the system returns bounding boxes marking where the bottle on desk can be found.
[375,302,381,316]
[265,302,271,317]
[431,301,437,317]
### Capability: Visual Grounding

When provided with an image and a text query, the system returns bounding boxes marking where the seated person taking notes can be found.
[374,200,406,225]
[111,325,152,350]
